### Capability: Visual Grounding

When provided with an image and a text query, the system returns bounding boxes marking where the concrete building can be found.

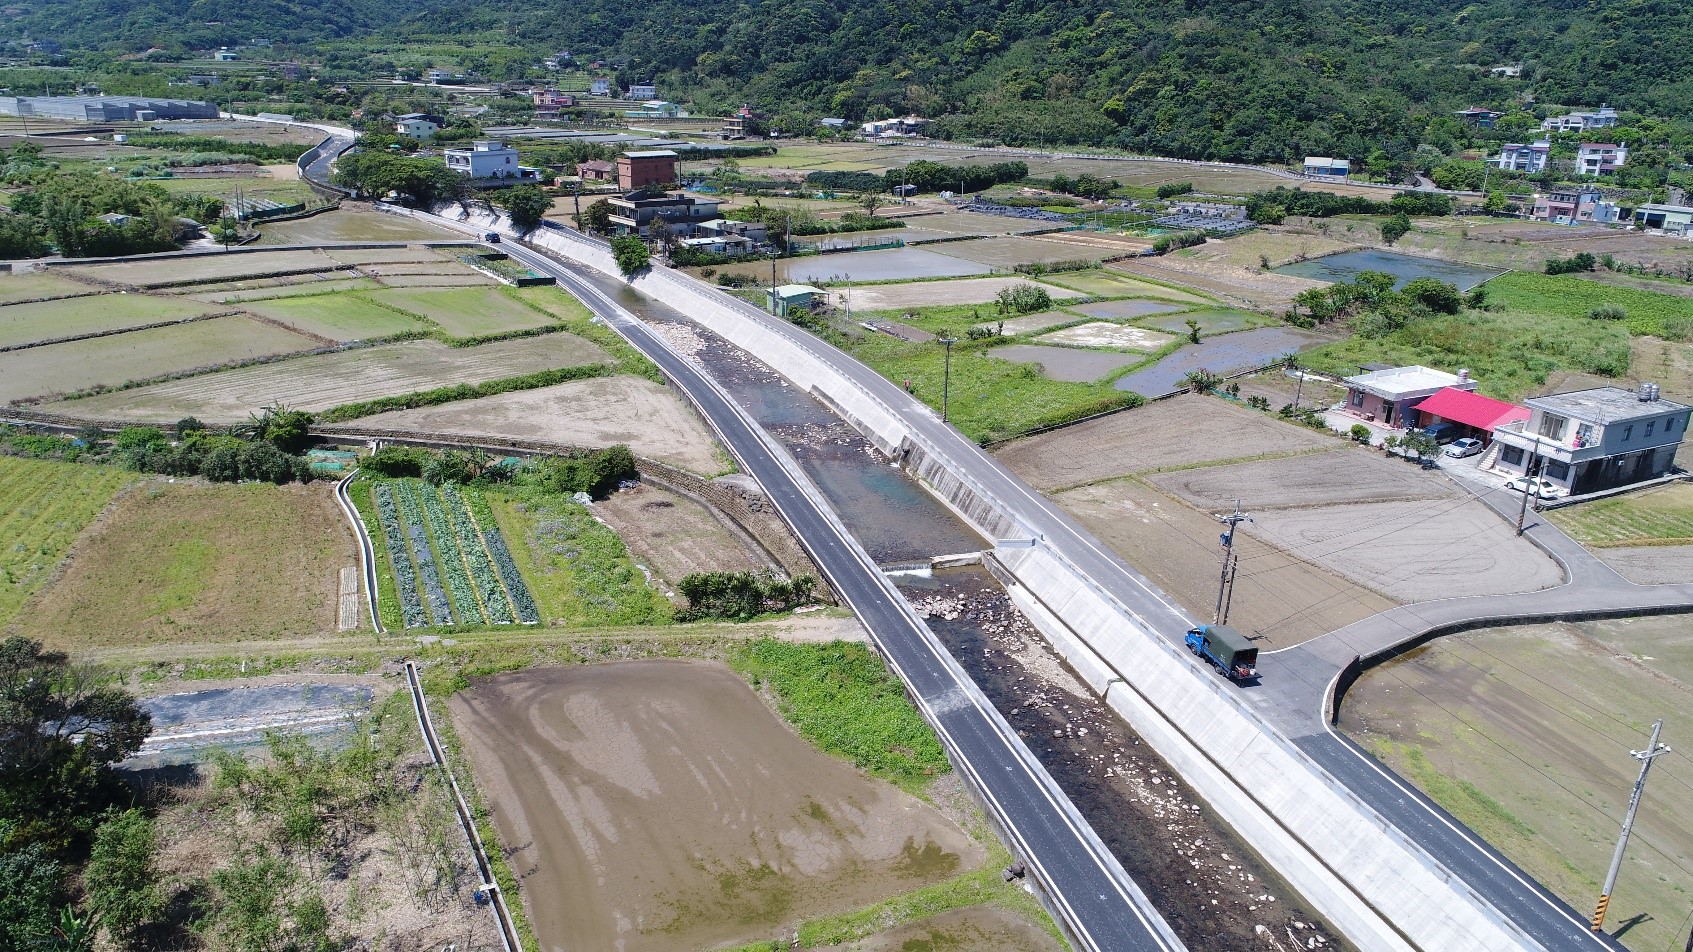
[625,82,657,100]
[1453,107,1503,128]
[590,77,612,96]
[698,218,768,244]
[1302,156,1350,178]
[678,234,754,255]
[1541,104,1619,133]
[394,113,443,140]
[0,95,218,122]
[443,140,540,183]
[606,192,721,237]
[213,47,238,61]
[721,105,759,139]
[1535,184,1604,223]
[1493,141,1551,173]
[623,100,680,119]
[766,284,825,317]
[861,115,931,138]
[1634,203,1693,236]
[617,149,678,191]
[1490,385,1689,494]
[1414,387,1528,445]
[1342,365,1478,428]
[1576,142,1627,176]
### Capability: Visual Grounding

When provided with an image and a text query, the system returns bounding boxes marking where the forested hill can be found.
[409,0,1691,162]
[0,0,438,50]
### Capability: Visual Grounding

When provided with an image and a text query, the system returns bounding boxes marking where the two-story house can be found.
[1489,385,1690,494]
[625,81,658,100]
[1535,185,1603,223]
[394,113,443,140]
[606,193,721,238]
[1540,104,1619,133]
[1454,107,1503,128]
[1576,143,1628,176]
[443,140,540,184]
[1493,141,1550,174]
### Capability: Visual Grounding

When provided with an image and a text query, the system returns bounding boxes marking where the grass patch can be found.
[1488,271,1693,340]
[0,292,219,348]
[0,456,135,627]
[366,286,556,338]
[1369,737,1536,840]
[238,292,428,341]
[728,639,950,795]
[1548,482,1693,546]
[485,485,672,627]
[0,270,99,305]
[316,363,615,423]
[845,331,1139,443]
[1300,306,1632,401]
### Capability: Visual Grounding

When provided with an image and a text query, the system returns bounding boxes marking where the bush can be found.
[1380,211,1412,245]
[611,236,650,278]
[86,809,164,944]
[525,445,637,499]
[1156,182,1195,199]
[1546,252,1597,275]
[1588,304,1628,321]
[1349,423,1372,443]
[677,571,818,621]
[1403,277,1463,314]
[1151,230,1206,254]
[995,283,1052,314]
[360,446,432,478]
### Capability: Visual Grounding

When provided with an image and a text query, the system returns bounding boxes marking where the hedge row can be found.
[317,364,613,423]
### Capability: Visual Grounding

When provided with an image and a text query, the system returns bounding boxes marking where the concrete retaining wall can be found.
[383,202,1545,952]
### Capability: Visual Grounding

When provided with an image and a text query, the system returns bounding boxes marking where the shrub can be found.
[1403,277,1463,314]
[611,235,650,278]
[1349,423,1372,443]
[1545,252,1597,275]
[995,283,1052,314]
[525,445,637,499]
[115,426,167,450]
[1588,304,1628,321]
[86,809,164,944]
[1156,182,1195,199]
[677,570,818,621]
[360,446,432,478]
[1380,211,1412,245]
[1151,230,1206,254]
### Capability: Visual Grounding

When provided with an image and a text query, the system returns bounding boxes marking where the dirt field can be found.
[815,906,1062,951]
[1341,619,1693,952]
[988,343,1143,383]
[593,483,770,589]
[0,315,319,403]
[190,277,382,305]
[994,394,1335,491]
[1113,257,1325,310]
[1192,229,1357,270]
[1590,545,1693,584]
[932,235,1121,269]
[1056,479,1394,646]
[254,206,459,245]
[349,376,724,474]
[1043,270,1211,303]
[989,311,1076,335]
[0,292,224,348]
[63,249,342,287]
[449,660,985,952]
[843,276,1082,311]
[12,480,356,648]
[1036,321,1176,352]
[51,335,607,422]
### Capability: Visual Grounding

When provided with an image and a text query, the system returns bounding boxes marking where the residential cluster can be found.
[1341,366,1689,496]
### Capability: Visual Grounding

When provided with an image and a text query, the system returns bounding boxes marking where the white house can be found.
[1493,141,1550,174]
[394,113,441,140]
[625,82,657,100]
[1490,385,1690,495]
[1302,156,1350,178]
[1576,142,1628,176]
[590,77,612,96]
[1541,104,1619,133]
[443,140,540,183]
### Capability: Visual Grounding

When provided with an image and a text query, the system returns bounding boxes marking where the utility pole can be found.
[938,335,958,423]
[1592,720,1670,932]
[1214,501,1252,625]
[1516,433,1546,535]
[571,179,581,229]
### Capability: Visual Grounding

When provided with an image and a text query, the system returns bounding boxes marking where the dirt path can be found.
[448,660,983,952]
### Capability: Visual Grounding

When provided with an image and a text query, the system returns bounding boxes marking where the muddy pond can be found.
[1274,248,1504,291]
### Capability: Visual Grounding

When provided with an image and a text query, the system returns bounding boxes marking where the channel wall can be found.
[398,203,1547,952]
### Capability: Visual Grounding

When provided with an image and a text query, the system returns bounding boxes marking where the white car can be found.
[1505,475,1565,498]
[1444,438,1483,458]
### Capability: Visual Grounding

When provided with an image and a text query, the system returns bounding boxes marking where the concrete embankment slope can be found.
[396,205,1546,952]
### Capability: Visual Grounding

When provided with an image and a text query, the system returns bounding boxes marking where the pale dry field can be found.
[993,394,1335,491]
[1,316,319,403]
[349,376,724,474]
[450,661,984,952]
[593,483,770,588]
[63,249,341,287]
[50,335,605,422]
[1035,322,1177,352]
[846,276,1081,311]
[253,206,459,245]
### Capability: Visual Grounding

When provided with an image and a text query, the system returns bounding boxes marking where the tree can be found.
[0,836,64,952]
[1380,211,1412,245]
[496,183,549,234]
[86,809,164,945]
[211,215,241,250]
[858,191,886,217]
[1402,277,1462,314]
[1185,318,1201,343]
[611,235,650,278]
[0,638,150,850]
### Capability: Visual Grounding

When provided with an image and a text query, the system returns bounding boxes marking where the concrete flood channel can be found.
[579,267,1344,951]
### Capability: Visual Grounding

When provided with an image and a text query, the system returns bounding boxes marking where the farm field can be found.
[0,457,135,628]
[14,480,355,648]
[51,335,606,422]
[63,249,341,287]
[987,344,1144,382]
[592,483,769,589]
[367,286,556,337]
[929,236,1113,269]
[1550,482,1693,546]
[0,292,224,348]
[841,276,1083,311]
[483,485,672,627]
[449,659,988,952]
[190,277,382,304]
[1341,618,1693,952]
[236,292,428,341]
[367,479,538,628]
[349,376,726,474]
[1042,269,1211,303]
[1036,321,1177,352]
[1111,325,1328,398]
[0,270,97,304]
[0,315,320,403]
[254,206,460,245]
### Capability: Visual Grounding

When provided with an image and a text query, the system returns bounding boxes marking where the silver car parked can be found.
[1444,437,1483,458]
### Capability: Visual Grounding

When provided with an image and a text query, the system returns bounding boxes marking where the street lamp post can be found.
[938,335,958,423]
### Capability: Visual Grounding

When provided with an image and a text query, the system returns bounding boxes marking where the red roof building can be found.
[1415,387,1529,443]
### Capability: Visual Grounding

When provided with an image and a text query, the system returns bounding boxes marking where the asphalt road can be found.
[500,241,1185,952]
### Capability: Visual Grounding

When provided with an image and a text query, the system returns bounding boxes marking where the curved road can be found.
[498,241,1185,952]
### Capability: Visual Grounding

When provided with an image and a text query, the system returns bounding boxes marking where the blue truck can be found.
[1184,624,1259,682]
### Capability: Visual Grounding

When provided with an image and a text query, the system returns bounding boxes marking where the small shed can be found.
[765,284,825,317]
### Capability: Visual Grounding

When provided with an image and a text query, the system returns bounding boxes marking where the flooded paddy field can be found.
[1274,248,1504,291]
[1113,325,1328,398]
[450,660,985,952]
[900,567,1343,952]
[990,343,1146,382]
